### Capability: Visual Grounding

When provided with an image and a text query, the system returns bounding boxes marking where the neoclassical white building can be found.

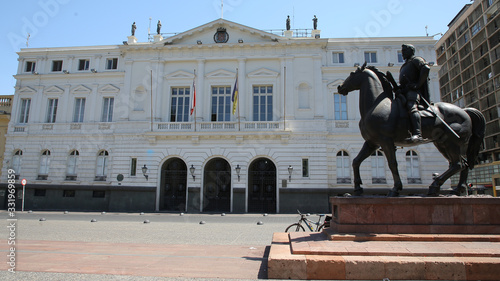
[3,19,446,213]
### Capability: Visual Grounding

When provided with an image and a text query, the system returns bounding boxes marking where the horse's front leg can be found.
[352,141,378,196]
[381,142,403,197]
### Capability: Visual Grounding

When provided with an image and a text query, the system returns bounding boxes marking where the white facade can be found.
[4,19,447,213]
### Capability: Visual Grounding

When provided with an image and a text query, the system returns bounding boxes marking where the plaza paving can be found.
[0,211,298,280]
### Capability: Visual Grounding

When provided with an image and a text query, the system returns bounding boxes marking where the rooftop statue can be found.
[286,15,290,31]
[312,15,318,30]
[131,22,136,36]
[337,44,485,197]
[157,20,162,35]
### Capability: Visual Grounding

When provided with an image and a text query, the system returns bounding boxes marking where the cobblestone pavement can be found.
[0,211,302,280]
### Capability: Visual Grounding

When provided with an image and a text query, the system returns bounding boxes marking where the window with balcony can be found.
[170,87,191,122]
[253,86,273,121]
[211,86,231,122]
[101,97,114,122]
[334,93,347,120]
[19,98,31,124]
[45,98,58,123]
[73,98,86,123]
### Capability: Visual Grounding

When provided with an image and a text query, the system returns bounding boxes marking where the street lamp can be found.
[288,165,293,182]
[141,164,148,180]
[235,164,241,181]
[190,165,196,180]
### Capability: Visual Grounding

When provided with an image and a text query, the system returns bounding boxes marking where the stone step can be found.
[268,232,500,280]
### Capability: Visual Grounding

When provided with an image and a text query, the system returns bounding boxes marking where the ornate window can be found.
[406,150,421,184]
[253,86,273,121]
[101,97,114,122]
[19,98,31,124]
[12,150,22,179]
[45,98,58,123]
[38,150,51,180]
[334,93,347,120]
[336,151,351,184]
[73,98,86,123]
[95,150,109,181]
[170,87,191,122]
[211,86,231,121]
[66,150,79,180]
[364,51,377,63]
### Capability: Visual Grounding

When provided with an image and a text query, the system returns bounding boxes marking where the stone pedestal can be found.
[153,34,163,42]
[311,29,321,38]
[330,196,500,234]
[127,36,137,44]
[284,30,293,38]
[268,196,500,280]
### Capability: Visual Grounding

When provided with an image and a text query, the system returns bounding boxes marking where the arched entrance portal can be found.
[160,158,187,212]
[248,158,277,213]
[203,158,231,212]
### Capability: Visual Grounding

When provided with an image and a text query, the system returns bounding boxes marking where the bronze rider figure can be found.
[398,44,431,142]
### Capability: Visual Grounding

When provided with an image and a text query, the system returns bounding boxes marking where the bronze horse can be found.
[337,63,485,196]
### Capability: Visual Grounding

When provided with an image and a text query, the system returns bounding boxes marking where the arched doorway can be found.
[203,158,231,212]
[160,158,187,211]
[248,158,277,213]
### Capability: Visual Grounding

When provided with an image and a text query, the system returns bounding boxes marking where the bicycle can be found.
[285,209,331,232]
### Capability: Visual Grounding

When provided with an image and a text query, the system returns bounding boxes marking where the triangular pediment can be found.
[165,70,195,80]
[18,86,36,94]
[99,84,120,94]
[159,19,282,46]
[44,85,64,94]
[206,69,236,78]
[248,68,279,78]
[71,85,91,94]
[327,79,344,90]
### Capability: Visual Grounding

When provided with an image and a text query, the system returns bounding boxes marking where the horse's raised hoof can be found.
[353,188,364,196]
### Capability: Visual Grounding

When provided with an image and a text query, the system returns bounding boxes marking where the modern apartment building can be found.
[435,0,500,192]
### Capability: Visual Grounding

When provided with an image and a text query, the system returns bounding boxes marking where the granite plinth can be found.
[330,196,500,234]
[268,232,500,280]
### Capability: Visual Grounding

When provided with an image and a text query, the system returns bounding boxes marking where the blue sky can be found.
[1,0,472,95]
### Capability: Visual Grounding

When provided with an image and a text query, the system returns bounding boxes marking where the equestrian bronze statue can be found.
[337,46,485,197]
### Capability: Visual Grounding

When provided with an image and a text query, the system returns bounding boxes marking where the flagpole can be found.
[193,69,197,132]
[237,68,241,131]
[283,66,286,131]
[151,69,153,132]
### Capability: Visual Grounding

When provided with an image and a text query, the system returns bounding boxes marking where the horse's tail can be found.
[464,107,485,170]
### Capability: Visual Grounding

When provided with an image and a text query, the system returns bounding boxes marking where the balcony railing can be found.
[156,121,282,132]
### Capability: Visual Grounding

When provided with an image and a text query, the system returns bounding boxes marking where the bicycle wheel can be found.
[285,223,305,232]
[317,223,327,232]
